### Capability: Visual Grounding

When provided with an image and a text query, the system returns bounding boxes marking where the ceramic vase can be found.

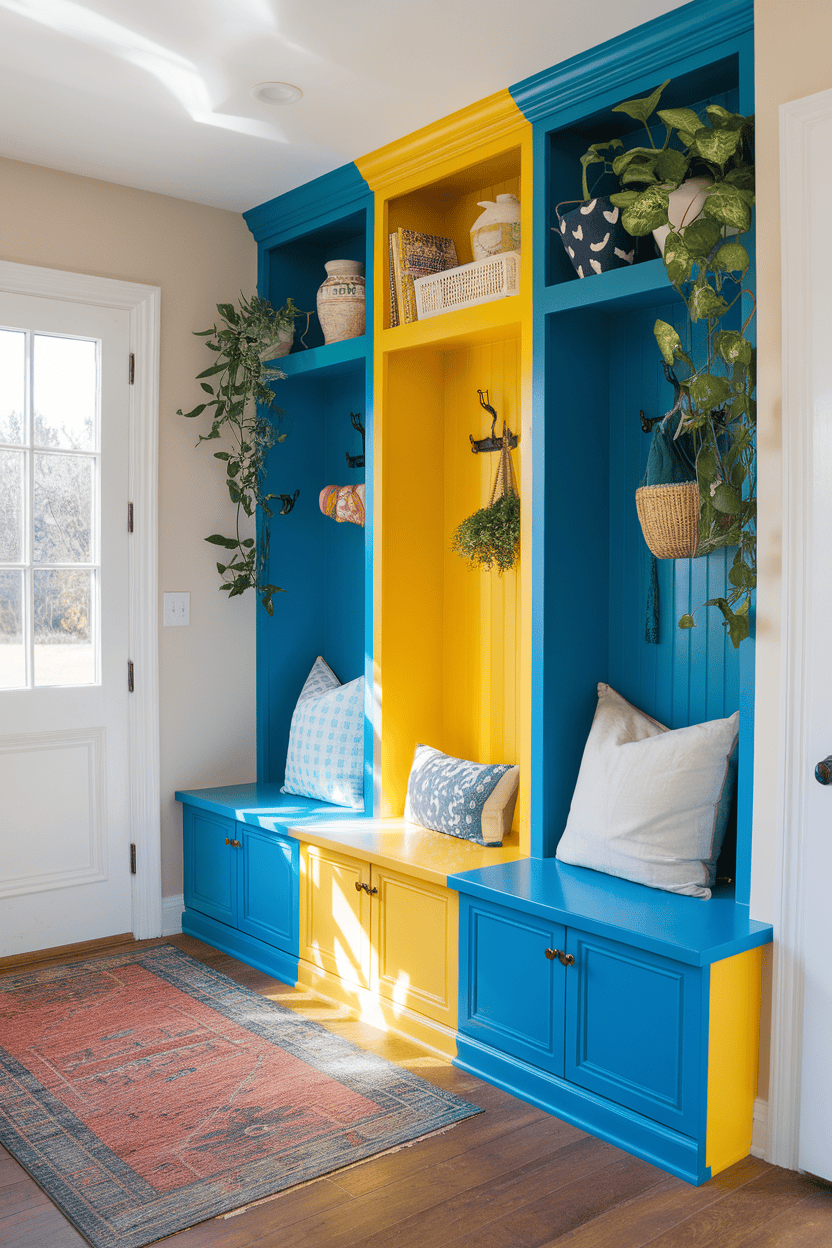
[316,259,365,344]
[470,193,521,260]
[554,197,634,278]
[652,177,714,256]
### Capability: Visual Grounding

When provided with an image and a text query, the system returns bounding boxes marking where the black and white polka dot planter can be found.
[554,197,635,278]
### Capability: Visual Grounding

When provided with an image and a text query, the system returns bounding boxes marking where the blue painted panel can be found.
[460,896,565,1074]
[183,807,236,926]
[454,1034,706,1184]
[238,825,299,954]
[565,929,702,1136]
[182,908,299,989]
[176,784,368,827]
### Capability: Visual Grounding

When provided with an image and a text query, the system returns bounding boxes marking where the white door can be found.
[778,86,832,1182]
[0,290,133,955]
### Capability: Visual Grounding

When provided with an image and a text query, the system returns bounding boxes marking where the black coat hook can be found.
[346,412,365,468]
[469,389,518,454]
[277,489,300,515]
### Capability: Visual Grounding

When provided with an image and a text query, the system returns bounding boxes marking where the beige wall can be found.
[1,156,258,900]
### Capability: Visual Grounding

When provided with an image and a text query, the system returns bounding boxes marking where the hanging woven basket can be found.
[635,481,701,559]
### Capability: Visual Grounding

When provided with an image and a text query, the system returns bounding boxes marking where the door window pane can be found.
[0,329,25,445]
[33,335,96,451]
[34,569,94,686]
[0,451,24,561]
[0,570,24,689]
[34,453,93,563]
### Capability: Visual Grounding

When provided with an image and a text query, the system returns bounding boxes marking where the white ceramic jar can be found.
[316,259,365,344]
[470,194,521,261]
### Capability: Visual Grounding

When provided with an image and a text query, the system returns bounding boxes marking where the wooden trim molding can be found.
[0,261,162,941]
[769,86,832,1171]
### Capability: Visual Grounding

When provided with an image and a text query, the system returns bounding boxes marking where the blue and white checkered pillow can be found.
[282,658,365,810]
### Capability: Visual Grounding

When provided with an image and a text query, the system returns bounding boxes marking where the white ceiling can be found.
[0,0,686,213]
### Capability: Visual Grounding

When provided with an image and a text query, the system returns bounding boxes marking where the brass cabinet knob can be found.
[544,947,574,967]
[354,880,363,892]
[224,837,242,847]
[354,881,378,895]
[815,757,832,785]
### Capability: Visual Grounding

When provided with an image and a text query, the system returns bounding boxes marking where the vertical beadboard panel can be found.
[443,338,521,771]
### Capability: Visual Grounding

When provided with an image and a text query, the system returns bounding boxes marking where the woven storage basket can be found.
[635,481,701,559]
[414,251,520,319]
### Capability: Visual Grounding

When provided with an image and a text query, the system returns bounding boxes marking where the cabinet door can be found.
[182,807,236,926]
[459,896,566,1076]
[564,929,703,1137]
[299,843,370,987]
[371,866,457,1028]
[238,825,299,954]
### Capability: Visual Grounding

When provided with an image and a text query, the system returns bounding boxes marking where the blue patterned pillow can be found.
[282,658,365,810]
[404,744,519,846]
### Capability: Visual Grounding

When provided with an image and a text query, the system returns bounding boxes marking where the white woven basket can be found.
[414,251,520,319]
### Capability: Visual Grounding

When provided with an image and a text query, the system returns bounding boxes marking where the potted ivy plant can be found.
[592,81,756,646]
[451,493,520,573]
[177,293,308,616]
[553,139,635,278]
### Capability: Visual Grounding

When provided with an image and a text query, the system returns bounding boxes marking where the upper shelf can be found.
[380,294,522,354]
[540,257,683,317]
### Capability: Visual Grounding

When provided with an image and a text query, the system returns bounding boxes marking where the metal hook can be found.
[470,389,518,453]
[277,489,300,515]
[346,412,365,468]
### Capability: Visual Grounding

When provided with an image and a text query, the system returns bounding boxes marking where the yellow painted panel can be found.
[299,843,370,989]
[371,866,458,1028]
[706,946,764,1175]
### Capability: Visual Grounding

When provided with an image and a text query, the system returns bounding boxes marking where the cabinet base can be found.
[454,1034,709,1186]
[182,909,299,987]
[297,958,459,1059]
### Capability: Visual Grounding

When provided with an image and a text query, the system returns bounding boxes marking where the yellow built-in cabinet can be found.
[357,91,534,846]
[297,841,459,1056]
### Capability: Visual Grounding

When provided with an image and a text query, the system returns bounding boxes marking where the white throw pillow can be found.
[555,683,738,898]
[282,657,365,810]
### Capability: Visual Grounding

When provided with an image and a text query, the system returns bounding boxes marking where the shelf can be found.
[540,258,682,317]
[381,294,522,354]
[271,335,368,379]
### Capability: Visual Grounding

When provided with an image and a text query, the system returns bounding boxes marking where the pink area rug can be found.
[0,944,480,1247]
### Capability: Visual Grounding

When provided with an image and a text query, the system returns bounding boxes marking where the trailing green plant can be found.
[178,293,305,616]
[451,494,520,573]
[584,82,756,647]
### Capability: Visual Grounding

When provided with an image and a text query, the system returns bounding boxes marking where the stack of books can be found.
[389,228,458,325]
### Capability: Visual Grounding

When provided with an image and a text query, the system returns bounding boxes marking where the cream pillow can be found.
[555,684,738,898]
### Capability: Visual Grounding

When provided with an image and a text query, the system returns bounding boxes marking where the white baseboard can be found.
[161,894,184,936]
[751,1096,769,1158]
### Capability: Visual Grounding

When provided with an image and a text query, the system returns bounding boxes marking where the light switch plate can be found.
[163,592,190,626]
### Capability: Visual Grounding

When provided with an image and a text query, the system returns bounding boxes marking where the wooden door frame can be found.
[0,260,161,940]
[769,86,832,1169]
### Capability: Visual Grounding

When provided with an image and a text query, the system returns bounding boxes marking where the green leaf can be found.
[716,330,753,366]
[729,559,756,589]
[621,185,670,236]
[689,373,733,410]
[205,534,239,548]
[227,461,241,477]
[654,318,683,366]
[217,303,238,323]
[608,190,641,207]
[663,232,694,286]
[213,451,230,460]
[612,79,670,124]
[712,241,750,275]
[654,148,689,184]
[689,125,742,167]
[710,482,743,514]
[702,185,753,231]
[216,562,227,574]
[678,614,695,629]
[688,284,729,323]
[196,363,225,379]
[657,107,702,134]
[705,104,746,130]
[705,597,750,648]
[242,538,255,548]
[680,217,722,258]
[200,382,214,394]
[178,403,206,419]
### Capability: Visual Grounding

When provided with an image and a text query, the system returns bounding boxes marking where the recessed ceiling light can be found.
[251,82,303,106]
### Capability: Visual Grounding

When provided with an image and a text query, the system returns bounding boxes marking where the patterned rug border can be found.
[0,944,482,1248]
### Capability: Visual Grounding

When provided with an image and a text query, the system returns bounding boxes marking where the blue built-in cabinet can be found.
[243,164,374,809]
[512,0,757,899]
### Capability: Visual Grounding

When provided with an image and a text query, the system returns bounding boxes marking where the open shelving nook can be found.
[357,91,534,838]
[518,1,756,902]
[243,164,375,811]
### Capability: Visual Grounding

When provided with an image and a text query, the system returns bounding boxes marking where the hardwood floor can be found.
[2,934,831,1248]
